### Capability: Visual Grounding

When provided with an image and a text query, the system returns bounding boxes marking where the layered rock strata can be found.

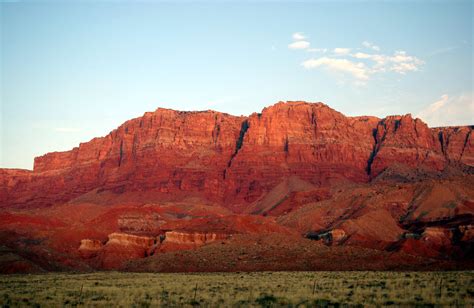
[1,102,472,208]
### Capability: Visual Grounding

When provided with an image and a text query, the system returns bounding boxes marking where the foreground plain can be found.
[0,271,473,307]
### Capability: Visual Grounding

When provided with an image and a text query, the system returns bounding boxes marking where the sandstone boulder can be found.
[78,239,103,259]
[98,233,156,269]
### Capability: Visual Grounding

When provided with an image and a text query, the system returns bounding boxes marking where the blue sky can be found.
[1,1,473,169]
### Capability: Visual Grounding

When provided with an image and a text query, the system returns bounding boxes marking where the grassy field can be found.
[0,271,472,307]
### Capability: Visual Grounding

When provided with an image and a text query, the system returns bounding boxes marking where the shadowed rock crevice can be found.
[394,119,401,132]
[227,119,249,168]
[366,128,378,176]
[118,140,124,167]
[438,131,446,158]
[460,129,472,159]
[223,119,250,179]
[212,114,221,145]
[367,125,382,176]
[366,119,393,177]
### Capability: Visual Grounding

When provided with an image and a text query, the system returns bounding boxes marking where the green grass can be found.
[0,271,472,307]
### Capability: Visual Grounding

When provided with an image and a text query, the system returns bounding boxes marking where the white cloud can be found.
[390,62,419,74]
[302,48,423,82]
[350,50,423,74]
[288,32,310,50]
[416,93,474,127]
[352,52,372,59]
[302,57,369,81]
[334,48,351,55]
[390,50,411,62]
[292,32,306,40]
[362,41,380,51]
[387,51,424,73]
[289,36,423,82]
[288,40,310,50]
[370,54,387,69]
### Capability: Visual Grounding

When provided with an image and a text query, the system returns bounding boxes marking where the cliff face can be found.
[368,115,473,176]
[3,109,244,207]
[222,102,380,203]
[1,101,473,208]
[436,126,474,166]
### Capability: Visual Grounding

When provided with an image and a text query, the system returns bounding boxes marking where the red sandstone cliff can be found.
[1,101,472,209]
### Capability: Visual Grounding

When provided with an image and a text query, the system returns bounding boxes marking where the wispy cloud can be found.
[416,93,474,127]
[334,48,351,55]
[302,57,369,81]
[351,50,424,74]
[428,46,459,57]
[289,34,424,84]
[288,40,310,50]
[289,32,310,49]
[292,32,306,40]
[362,41,380,51]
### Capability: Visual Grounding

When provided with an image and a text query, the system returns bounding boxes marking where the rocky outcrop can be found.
[421,227,453,247]
[400,227,456,258]
[78,239,103,258]
[331,229,347,243]
[1,102,472,209]
[306,228,347,245]
[106,232,155,247]
[97,233,156,269]
[164,231,229,246]
[80,231,230,268]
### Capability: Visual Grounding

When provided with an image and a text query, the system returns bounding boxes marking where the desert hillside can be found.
[0,101,473,272]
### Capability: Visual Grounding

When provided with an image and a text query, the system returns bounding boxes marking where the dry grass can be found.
[0,271,472,307]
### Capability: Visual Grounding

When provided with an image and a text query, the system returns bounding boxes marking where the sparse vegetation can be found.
[0,271,472,307]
